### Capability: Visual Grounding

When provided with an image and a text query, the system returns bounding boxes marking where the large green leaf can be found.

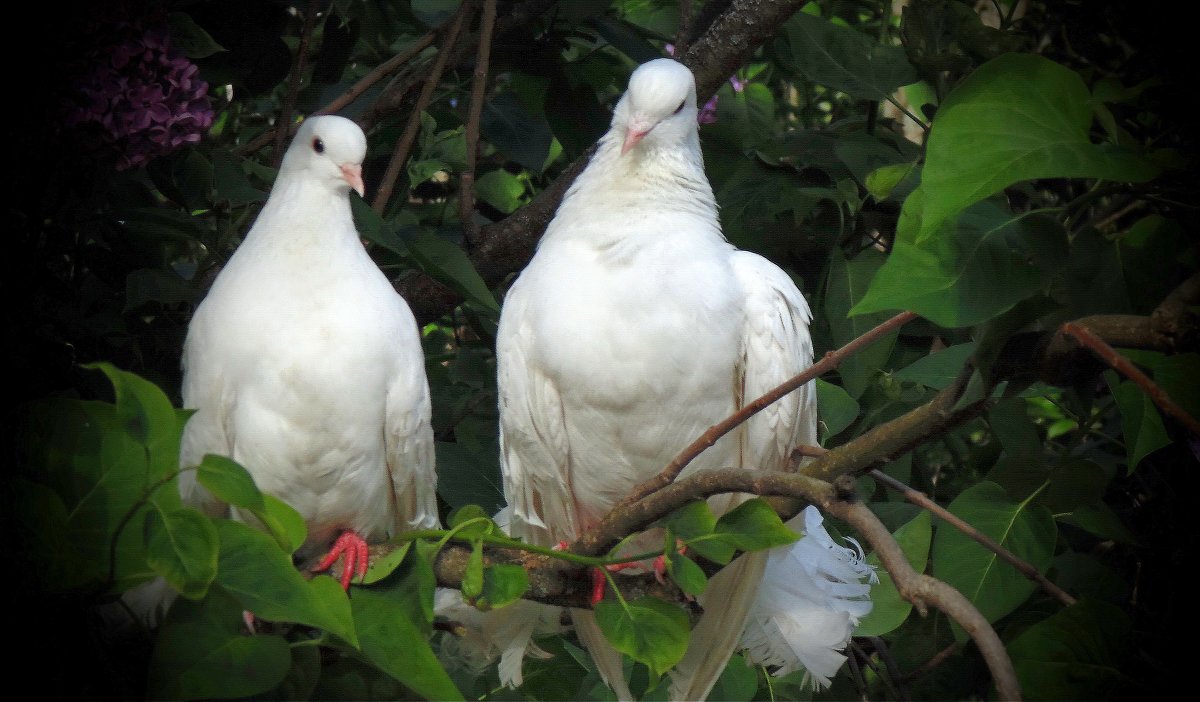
[149,587,291,700]
[213,520,358,646]
[595,597,690,678]
[1106,373,1170,472]
[825,248,898,397]
[816,379,860,443]
[894,342,976,389]
[404,229,499,312]
[931,481,1056,641]
[856,511,932,637]
[144,506,219,600]
[851,201,1062,327]
[481,92,554,174]
[349,588,465,700]
[898,54,1159,242]
[88,362,182,478]
[475,169,526,214]
[1008,599,1132,700]
[779,11,918,101]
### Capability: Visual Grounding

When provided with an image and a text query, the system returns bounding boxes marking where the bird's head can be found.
[611,58,698,156]
[280,115,368,196]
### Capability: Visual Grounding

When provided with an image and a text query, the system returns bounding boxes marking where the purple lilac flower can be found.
[64,22,215,170]
[664,43,745,125]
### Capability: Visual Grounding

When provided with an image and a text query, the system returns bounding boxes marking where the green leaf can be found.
[167,12,226,58]
[197,454,264,513]
[211,151,266,205]
[856,511,931,637]
[404,229,499,312]
[361,541,411,585]
[1107,373,1170,472]
[898,54,1159,243]
[1008,599,1132,700]
[1059,501,1138,545]
[350,588,465,700]
[476,564,530,609]
[87,362,181,478]
[866,161,919,201]
[816,379,860,443]
[931,481,1057,641]
[779,12,918,101]
[589,16,661,63]
[259,494,307,554]
[462,540,484,600]
[350,194,410,257]
[149,587,290,700]
[435,441,506,514]
[852,201,1062,327]
[481,92,553,173]
[214,520,357,646]
[124,268,196,312]
[713,499,800,552]
[663,501,731,564]
[894,342,977,389]
[595,597,690,678]
[474,169,526,214]
[665,553,708,596]
[709,654,758,702]
[145,507,219,599]
[407,158,450,185]
[825,248,898,398]
[988,397,1043,465]
[410,0,460,28]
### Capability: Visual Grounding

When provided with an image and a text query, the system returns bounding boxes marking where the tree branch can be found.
[459,0,498,248]
[271,0,323,168]
[372,6,468,213]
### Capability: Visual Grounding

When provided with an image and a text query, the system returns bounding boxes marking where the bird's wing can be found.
[176,309,236,518]
[384,329,440,532]
[731,250,818,471]
[496,278,577,547]
[669,251,817,701]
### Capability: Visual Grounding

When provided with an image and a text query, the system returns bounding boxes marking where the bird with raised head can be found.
[495,58,818,701]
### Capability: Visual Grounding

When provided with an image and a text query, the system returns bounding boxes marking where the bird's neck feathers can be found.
[553,127,718,228]
[246,174,358,249]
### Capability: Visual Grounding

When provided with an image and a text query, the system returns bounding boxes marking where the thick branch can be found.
[818,496,1021,701]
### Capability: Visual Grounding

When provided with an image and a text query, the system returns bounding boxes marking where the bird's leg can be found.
[242,610,258,634]
[313,530,370,590]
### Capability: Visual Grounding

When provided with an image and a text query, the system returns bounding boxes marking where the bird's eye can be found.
[673,100,686,114]
[312,137,325,154]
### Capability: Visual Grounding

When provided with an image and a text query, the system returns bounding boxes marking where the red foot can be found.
[590,567,607,605]
[242,610,257,633]
[313,530,370,590]
[653,555,668,585]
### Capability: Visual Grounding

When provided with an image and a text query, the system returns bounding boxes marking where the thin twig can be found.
[866,636,910,701]
[869,469,1077,607]
[372,6,468,213]
[900,641,962,682]
[850,640,902,701]
[234,32,437,157]
[459,0,498,247]
[272,0,323,168]
[614,311,917,510]
[1061,321,1200,436]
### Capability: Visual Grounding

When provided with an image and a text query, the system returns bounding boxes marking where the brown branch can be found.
[1061,321,1200,436]
[372,6,468,213]
[817,497,1021,700]
[459,0,497,248]
[900,641,962,682]
[234,32,437,157]
[869,469,1077,607]
[613,311,917,512]
[272,0,323,169]
[674,0,695,56]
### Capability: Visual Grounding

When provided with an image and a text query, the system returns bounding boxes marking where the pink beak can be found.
[341,163,365,197]
[621,128,650,155]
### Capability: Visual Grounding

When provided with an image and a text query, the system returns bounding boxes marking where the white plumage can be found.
[178,115,438,584]
[495,58,818,701]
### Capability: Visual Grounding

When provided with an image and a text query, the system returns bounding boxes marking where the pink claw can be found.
[313,530,370,590]
[653,555,668,585]
[590,567,607,605]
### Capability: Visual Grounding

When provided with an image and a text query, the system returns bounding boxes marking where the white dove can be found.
[177,115,439,589]
[495,58,817,701]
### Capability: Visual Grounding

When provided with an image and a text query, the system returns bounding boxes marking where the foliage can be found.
[9,0,1194,700]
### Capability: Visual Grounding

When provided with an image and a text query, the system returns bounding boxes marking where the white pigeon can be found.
[177,115,439,588]
[495,58,817,701]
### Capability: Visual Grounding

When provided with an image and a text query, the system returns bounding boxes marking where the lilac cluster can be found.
[65,25,214,170]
